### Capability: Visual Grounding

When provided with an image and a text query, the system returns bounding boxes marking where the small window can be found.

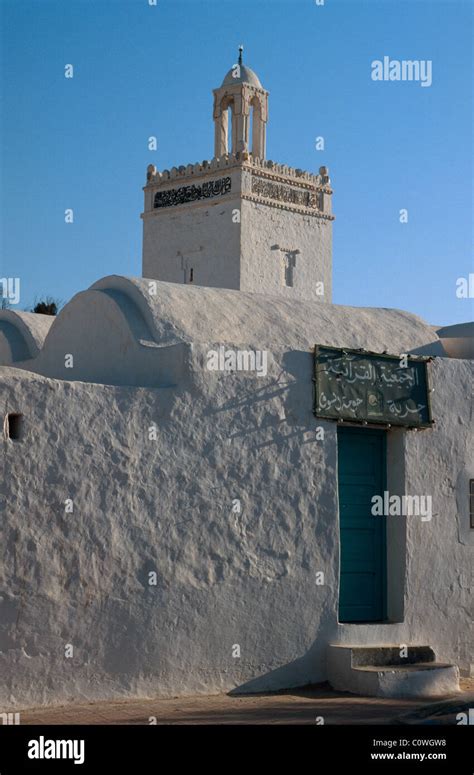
[470,479,474,529]
[6,413,22,440]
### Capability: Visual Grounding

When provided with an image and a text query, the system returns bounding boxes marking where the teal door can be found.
[337,427,387,623]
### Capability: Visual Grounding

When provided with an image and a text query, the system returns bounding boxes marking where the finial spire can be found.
[238,45,243,66]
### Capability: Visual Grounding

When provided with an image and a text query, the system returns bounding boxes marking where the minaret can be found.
[142,53,334,301]
[212,46,269,159]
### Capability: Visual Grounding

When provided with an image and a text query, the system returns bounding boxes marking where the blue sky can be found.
[1,0,472,325]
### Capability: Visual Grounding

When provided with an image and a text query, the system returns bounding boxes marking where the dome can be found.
[221,64,263,89]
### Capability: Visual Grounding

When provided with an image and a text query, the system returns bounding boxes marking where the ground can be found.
[16,679,474,725]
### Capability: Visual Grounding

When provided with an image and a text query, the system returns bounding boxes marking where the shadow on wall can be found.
[229,607,339,695]
[410,341,448,357]
[201,349,313,420]
[0,321,32,363]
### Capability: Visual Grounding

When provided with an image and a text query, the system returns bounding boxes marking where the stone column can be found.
[214,108,228,157]
[231,108,239,154]
[252,108,265,159]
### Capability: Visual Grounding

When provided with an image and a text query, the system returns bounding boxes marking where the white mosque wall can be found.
[0,330,472,707]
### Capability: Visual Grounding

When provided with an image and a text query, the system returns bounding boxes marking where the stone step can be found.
[327,645,460,698]
[351,645,435,667]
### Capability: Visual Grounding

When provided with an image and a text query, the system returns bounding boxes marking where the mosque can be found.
[0,54,472,708]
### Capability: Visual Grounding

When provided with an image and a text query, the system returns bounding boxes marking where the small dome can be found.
[221,64,263,89]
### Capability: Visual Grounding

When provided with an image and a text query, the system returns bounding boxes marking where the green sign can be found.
[314,346,433,427]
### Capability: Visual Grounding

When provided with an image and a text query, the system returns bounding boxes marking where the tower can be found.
[141,51,334,302]
[213,46,268,159]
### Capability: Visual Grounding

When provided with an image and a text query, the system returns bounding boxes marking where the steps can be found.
[327,645,460,698]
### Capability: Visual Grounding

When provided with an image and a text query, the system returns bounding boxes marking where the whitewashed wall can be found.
[0,294,472,708]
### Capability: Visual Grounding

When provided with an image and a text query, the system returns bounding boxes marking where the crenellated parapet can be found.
[145,155,331,188]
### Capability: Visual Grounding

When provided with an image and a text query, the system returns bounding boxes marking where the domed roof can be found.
[5,274,445,385]
[221,64,263,89]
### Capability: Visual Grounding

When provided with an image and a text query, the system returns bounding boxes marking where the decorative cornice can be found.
[241,193,335,220]
[246,166,332,194]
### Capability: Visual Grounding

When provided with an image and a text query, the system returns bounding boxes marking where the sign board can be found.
[313,346,433,427]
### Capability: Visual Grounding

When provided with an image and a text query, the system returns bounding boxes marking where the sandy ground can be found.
[13,679,474,725]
